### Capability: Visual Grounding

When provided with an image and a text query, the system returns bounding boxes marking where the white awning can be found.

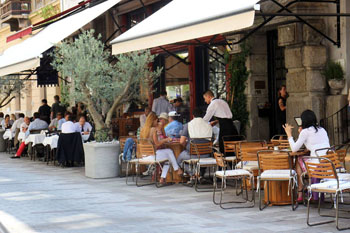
[111,0,259,54]
[0,0,120,76]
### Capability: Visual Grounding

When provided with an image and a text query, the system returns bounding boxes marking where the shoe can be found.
[142,165,155,176]
[10,156,20,159]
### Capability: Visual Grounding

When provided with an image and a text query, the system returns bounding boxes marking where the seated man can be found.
[49,112,64,131]
[61,112,77,133]
[176,108,213,177]
[25,112,48,137]
[164,111,183,138]
[11,113,24,148]
[74,115,92,141]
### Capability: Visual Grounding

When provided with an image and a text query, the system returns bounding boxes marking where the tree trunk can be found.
[105,76,133,130]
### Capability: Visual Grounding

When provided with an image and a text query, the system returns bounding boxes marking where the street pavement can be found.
[0,152,348,233]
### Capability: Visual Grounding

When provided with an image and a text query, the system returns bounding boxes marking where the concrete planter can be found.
[328,79,345,95]
[84,141,120,179]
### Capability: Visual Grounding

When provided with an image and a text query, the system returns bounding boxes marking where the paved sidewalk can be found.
[0,152,346,233]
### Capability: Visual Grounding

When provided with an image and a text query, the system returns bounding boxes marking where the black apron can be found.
[217,117,238,154]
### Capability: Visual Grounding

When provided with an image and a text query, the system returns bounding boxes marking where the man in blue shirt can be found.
[164,111,183,138]
[25,112,49,137]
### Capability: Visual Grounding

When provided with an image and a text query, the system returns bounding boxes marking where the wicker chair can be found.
[257,150,298,211]
[126,139,168,187]
[222,135,246,167]
[271,135,289,150]
[212,152,255,209]
[303,156,350,230]
[181,140,215,192]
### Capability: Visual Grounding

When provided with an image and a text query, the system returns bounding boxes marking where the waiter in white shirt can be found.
[203,90,238,153]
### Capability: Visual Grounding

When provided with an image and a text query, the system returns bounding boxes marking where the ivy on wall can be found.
[225,43,250,135]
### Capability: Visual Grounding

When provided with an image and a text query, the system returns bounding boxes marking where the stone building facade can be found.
[236,0,350,141]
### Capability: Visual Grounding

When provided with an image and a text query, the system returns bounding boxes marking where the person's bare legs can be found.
[296,162,303,199]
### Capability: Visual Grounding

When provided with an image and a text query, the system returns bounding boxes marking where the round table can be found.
[165,142,184,183]
[3,130,13,140]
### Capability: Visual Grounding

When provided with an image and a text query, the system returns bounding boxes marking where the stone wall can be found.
[245,34,269,140]
[279,22,327,136]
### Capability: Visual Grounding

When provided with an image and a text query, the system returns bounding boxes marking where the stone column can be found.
[245,34,269,140]
[279,22,327,134]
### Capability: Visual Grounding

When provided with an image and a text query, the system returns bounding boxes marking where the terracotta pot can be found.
[328,79,345,95]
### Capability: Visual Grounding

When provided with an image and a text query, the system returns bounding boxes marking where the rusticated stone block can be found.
[286,68,306,93]
[306,69,326,92]
[284,47,303,69]
[302,45,327,68]
[303,20,325,44]
[278,23,302,47]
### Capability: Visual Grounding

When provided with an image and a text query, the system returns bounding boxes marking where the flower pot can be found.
[328,79,345,95]
[84,141,120,179]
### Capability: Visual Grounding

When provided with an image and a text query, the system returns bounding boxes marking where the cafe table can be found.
[165,141,184,183]
[3,129,13,140]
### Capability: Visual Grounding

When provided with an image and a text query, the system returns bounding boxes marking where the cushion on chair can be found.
[215,169,251,178]
[224,156,236,162]
[260,169,296,180]
[310,180,350,192]
[198,157,217,165]
[236,161,259,171]
[323,173,350,182]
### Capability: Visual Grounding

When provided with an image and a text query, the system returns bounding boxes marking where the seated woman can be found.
[140,112,182,183]
[283,109,330,202]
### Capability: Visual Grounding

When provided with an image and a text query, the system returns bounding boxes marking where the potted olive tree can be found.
[52,30,161,178]
[323,61,345,95]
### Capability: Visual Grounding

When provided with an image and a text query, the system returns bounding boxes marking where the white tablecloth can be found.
[3,130,14,140]
[43,135,59,149]
[18,132,25,142]
[25,134,46,146]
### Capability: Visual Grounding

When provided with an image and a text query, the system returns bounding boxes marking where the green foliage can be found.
[52,30,161,142]
[225,43,250,134]
[40,5,59,20]
[94,128,109,142]
[0,75,25,108]
[322,61,344,81]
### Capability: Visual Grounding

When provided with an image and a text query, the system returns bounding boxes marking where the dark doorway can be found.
[267,30,287,138]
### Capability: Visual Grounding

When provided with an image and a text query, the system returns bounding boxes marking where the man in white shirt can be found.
[203,90,238,153]
[152,91,173,116]
[20,117,30,133]
[11,113,24,134]
[11,113,25,148]
[139,107,151,129]
[25,112,49,137]
[61,112,77,134]
[75,115,92,141]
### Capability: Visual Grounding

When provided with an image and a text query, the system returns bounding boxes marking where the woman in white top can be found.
[283,109,330,201]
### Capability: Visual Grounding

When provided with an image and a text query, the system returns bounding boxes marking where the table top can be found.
[25,134,46,146]
[43,135,59,149]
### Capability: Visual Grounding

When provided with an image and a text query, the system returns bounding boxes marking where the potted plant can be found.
[322,61,345,95]
[52,30,161,178]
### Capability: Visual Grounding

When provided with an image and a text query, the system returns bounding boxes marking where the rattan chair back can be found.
[320,152,343,171]
[138,139,156,157]
[119,136,137,151]
[258,152,291,171]
[190,140,213,157]
[303,157,337,180]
